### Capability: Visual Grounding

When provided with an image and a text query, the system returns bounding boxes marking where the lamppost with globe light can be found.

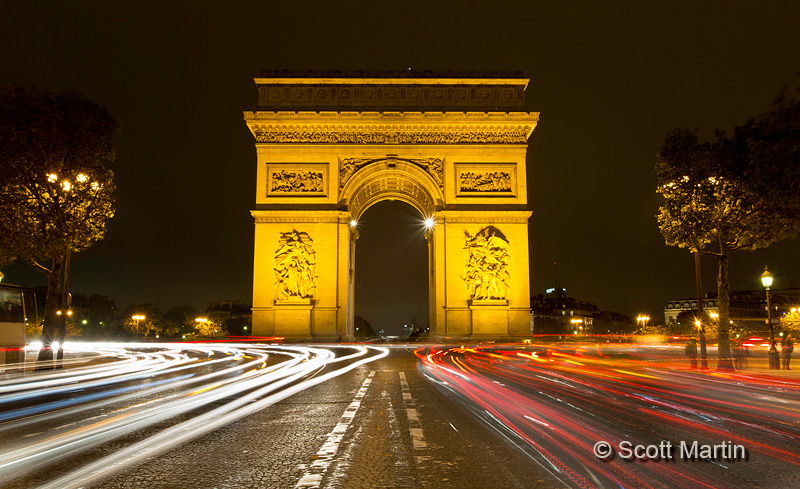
[46,172,104,360]
[694,318,709,369]
[761,266,780,369]
[132,315,145,338]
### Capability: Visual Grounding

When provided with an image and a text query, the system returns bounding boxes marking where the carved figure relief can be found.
[416,157,443,187]
[339,158,366,187]
[340,157,443,189]
[459,171,512,192]
[270,170,324,193]
[463,226,510,301]
[274,231,317,301]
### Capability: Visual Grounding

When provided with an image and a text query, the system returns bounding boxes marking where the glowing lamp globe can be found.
[761,266,773,289]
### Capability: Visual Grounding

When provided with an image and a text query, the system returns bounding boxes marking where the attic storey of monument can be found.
[244,73,539,341]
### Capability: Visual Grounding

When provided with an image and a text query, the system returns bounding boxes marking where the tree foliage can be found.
[192,318,225,338]
[672,310,719,338]
[780,309,800,335]
[656,82,800,368]
[353,315,376,338]
[0,85,119,359]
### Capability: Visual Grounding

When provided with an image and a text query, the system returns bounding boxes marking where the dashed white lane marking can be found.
[399,371,429,460]
[295,371,375,488]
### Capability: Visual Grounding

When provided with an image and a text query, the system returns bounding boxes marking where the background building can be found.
[531,287,598,334]
[664,288,800,333]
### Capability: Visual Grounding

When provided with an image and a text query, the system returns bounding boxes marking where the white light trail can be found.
[0,342,387,488]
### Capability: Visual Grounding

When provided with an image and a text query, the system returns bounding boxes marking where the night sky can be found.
[2,2,799,333]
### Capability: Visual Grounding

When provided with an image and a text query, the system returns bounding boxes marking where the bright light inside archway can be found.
[350,220,357,227]
[424,217,435,229]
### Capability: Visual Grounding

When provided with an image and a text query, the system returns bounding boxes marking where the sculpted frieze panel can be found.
[274,230,317,301]
[253,129,530,145]
[463,226,510,301]
[455,163,517,197]
[265,164,328,197]
[270,170,324,193]
[459,171,512,193]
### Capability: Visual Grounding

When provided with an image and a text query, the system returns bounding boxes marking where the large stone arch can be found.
[245,73,539,341]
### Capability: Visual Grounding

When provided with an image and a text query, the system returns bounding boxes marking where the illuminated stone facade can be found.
[245,73,539,341]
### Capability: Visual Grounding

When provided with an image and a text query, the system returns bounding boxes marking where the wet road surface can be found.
[2,342,798,488]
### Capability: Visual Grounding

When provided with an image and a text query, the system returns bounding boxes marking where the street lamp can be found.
[195,317,210,336]
[694,317,709,370]
[132,315,145,338]
[636,315,650,329]
[761,266,780,368]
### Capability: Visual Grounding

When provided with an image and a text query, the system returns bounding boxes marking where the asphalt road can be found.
[92,345,562,489]
[418,343,800,489]
[1,342,798,488]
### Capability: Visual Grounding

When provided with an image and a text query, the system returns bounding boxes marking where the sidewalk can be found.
[726,356,800,380]
[671,355,800,381]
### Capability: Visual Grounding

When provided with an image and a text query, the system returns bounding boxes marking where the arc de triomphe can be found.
[244,72,539,341]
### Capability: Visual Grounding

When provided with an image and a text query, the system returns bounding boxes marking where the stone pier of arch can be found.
[244,73,539,342]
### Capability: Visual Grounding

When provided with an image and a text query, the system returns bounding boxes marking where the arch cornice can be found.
[340,158,444,219]
[244,111,539,145]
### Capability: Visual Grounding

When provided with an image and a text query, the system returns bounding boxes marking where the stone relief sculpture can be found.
[339,158,365,187]
[463,226,510,301]
[459,171,512,192]
[413,157,443,187]
[274,231,317,301]
[254,130,529,145]
[340,157,444,189]
[270,170,324,193]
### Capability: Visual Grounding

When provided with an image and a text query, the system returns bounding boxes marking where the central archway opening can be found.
[354,200,430,340]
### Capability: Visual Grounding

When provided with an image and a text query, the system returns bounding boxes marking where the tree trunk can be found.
[36,255,63,367]
[716,240,735,371]
[56,249,71,366]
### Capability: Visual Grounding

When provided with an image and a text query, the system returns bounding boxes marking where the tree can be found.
[780,309,800,336]
[593,311,636,334]
[635,323,668,336]
[673,310,719,338]
[353,315,376,339]
[0,249,15,276]
[656,86,800,369]
[122,303,164,339]
[192,318,225,338]
[162,305,200,338]
[0,85,119,362]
